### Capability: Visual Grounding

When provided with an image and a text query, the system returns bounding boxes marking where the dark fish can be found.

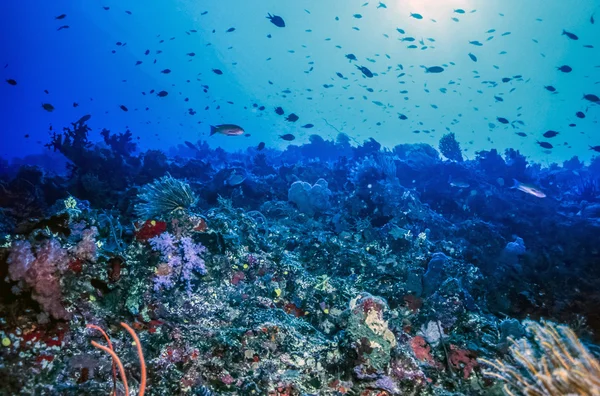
[583,94,599,102]
[213,69,223,75]
[537,141,553,149]
[187,52,196,56]
[576,111,585,118]
[592,14,595,24]
[468,53,477,62]
[157,90,168,97]
[557,65,572,73]
[402,37,415,42]
[502,77,512,83]
[543,130,559,138]
[494,96,503,102]
[120,105,128,111]
[424,66,444,73]
[345,53,357,61]
[301,124,314,128]
[210,124,245,136]
[398,114,408,120]
[184,141,198,151]
[497,117,509,124]
[267,13,285,27]
[353,14,362,18]
[377,2,387,9]
[285,113,299,122]
[57,25,69,31]
[562,29,578,40]
[226,27,235,32]
[145,49,150,55]
[396,28,405,34]
[469,40,483,46]
[454,9,465,14]
[55,14,67,19]
[280,133,295,141]
[336,72,345,79]
[544,85,557,92]
[590,145,600,152]
[6,79,16,85]
[125,10,132,15]
[42,103,55,112]
[78,114,91,123]
[135,60,142,65]
[275,106,284,115]
[161,69,171,74]
[257,142,266,150]
[73,102,79,107]
[410,13,423,19]
[515,132,527,137]
[356,65,373,78]
[103,6,110,10]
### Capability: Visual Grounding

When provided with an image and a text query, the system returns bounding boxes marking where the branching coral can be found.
[479,319,600,395]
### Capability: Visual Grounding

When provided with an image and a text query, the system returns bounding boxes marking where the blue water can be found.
[1,0,598,162]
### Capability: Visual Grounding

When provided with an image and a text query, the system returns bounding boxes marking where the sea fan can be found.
[479,319,600,395]
[134,174,196,220]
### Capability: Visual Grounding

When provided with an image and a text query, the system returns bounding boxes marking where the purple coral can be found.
[149,233,207,293]
[7,239,70,320]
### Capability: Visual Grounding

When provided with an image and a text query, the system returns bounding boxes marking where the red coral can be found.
[135,220,167,241]
[410,336,434,363]
[449,344,478,379]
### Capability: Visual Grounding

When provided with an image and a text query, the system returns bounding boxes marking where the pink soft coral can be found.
[7,239,71,320]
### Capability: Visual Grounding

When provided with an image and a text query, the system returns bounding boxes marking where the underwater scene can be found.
[1,0,600,394]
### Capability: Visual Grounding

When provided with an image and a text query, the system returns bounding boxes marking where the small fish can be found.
[280,133,295,141]
[591,14,595,24]
[511,179,546,198]
[537,141,553,149]
[285,113,299,122]
[6,79,16,85]
[424,66,444,73]
[353,14,362,18]
[468,53,477,62]
[55,14,67,19]
[120,104,128,111]
[257,142,266,150]
[161,69,171,74]
[562,29,578,40]
[274,106,284,115]
[157,90,168,97]
[225,170,246,186]
[345,53,357,61]
[494,96,503,102]
[135,60,142,65]
[73,102,79,107]
[469,40,483,46]
[184,141,198,151]
[42,103,55,112]
[57,25,69,31]
[78,114,91,123]
[356,65,374,78]
[454,9,465,14]
[401,37,415,42]
[267,13,285,27]
[210,124,245,136]
[301,124,314,128]
[576,111,585,118]
[544,85,557,92]
[557,65,572,73]
[497,117,509,124]
[377,2,387,9]
[583,93,599,102]
[410,13,423,19]
[212,69,223,75]
[187,52,196,57]
[396,28,405,34]
[590,145,600,152]
[543,130,559,138]
[515,132,527,137]
[226,27,235,32]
